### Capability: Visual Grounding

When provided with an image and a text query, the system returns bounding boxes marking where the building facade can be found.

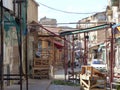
[77,12,107,44]
[0,0,39,87]
[40,17,57,27]
[106,0,120,73]
[27,0,39,23]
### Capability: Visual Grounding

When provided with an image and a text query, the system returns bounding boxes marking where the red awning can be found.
[53,41,64,49]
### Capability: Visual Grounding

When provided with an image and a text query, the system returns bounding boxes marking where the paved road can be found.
[54,67,81,80]
[4,68,81,90]
[48,85,80,90]
[49,67,81,90]
[4,79,51,90]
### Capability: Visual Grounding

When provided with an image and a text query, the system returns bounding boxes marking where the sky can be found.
[35,0,108,27]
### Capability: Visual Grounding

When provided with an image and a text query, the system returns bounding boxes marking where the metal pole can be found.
[40,25,72,44]
[19,1,23,90]
[110,26,114,83]
[25,0,28,90]
[64,37,66,81]
[86,33,88,65]
[84,33,87,65]
[25,34,28,90]
[72,35,74,77]
[0,0,4,90]
[13,0,16,16]
[64,36,68,81]
[25,27,28,90]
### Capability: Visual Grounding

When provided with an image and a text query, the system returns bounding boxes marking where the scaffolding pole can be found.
[25,0,28,90]
[72,35,74,77]
[0,0,4,90]
[110,26,114,83]
[84,33,87,65]
[64,37,67,81]
[18,1,23,90]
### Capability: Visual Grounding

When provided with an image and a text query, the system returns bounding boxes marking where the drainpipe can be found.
[0,0,4,90]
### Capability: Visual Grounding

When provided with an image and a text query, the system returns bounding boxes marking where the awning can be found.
[60,24,110,36]
[53,41,64,49]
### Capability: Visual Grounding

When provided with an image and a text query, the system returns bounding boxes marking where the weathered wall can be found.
[27,0,38,23]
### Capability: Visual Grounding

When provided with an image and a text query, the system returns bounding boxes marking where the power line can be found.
[57,21,109,24]
[38,2,99,14]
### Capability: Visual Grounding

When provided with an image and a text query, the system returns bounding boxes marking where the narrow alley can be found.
[1,0,120,90]
[4,68,80,90]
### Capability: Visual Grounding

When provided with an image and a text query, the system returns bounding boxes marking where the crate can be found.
[34,59,49,68]
[80,66,106,90]
[32,68,49,79]
[32,57,50,79]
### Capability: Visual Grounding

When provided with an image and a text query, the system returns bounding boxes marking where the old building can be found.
[27,0,39,23]
[76,12,111,63]
[0,0,39,87]
[28,20,64,79]
[106,0,120,77]
[40,17,57,27]
[77,12,107,44]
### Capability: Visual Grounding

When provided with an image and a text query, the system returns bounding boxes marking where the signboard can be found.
[3,0,13,11]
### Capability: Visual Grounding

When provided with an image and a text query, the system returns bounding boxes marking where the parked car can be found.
[91,59,107,72]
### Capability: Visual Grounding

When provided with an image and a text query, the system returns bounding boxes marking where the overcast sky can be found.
[35,0,108,27]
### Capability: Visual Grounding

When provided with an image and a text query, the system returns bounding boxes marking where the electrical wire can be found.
[38,2,99,14]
